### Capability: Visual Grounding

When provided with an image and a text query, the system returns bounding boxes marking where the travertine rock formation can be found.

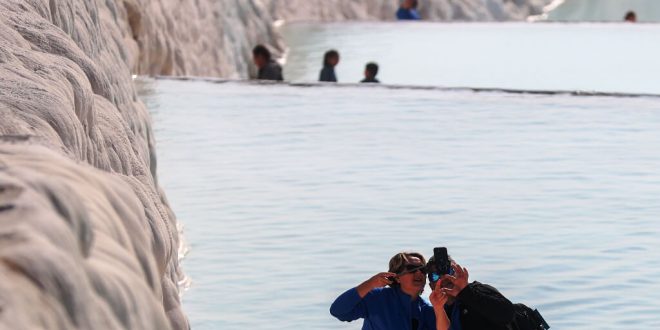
[120,0,553,79]
[537,0,660,22]
[266,0,551,22]
[0,0,187,328]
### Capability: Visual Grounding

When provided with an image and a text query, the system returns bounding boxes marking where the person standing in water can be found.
[319,50,340,82]
[330,252,450,329]
[396,0,421,20]
[361,62,380,83]
[252,45,283,81]
[426,255,515,330]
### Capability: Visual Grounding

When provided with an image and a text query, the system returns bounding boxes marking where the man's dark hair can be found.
[426,255,454,278]
[624,11,636,21]
[253,45,271,61]
[323,50,339,66]
[365,62,379,77]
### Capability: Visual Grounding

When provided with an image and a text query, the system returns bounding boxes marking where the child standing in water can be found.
[361,62,380,83]
[319,50,340,82]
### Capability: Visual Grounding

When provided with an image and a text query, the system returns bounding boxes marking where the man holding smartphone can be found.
[426,255,515,330]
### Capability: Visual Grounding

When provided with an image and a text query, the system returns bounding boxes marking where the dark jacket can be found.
[258,60,283,81]
[330,287,437,330]
[445,281,515,330]
[319,65,337,82]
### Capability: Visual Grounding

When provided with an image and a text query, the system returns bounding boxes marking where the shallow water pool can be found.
[141,78,660,329]
[281,22,660,95]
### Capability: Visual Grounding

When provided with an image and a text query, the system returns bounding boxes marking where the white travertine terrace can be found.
[266,0,551,23]
[0,0,549,329]
[116,0,553,79]
[0,0,193,328]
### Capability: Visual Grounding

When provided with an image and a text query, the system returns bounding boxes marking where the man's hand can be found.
[357,272,396,298]
[430,286,449,307]
[440,264,469,297]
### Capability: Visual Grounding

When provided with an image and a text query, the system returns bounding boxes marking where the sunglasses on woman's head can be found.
[399,264,427,275]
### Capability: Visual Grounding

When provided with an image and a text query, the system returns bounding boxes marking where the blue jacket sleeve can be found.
[330,287,369,322]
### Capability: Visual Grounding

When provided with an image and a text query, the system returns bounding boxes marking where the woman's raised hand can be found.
[357,272,397,298]
[367,272,397,289]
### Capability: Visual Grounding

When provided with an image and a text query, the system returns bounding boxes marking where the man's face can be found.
[328,56,339,67]
[429,260,457,291]
[402,0,414,9]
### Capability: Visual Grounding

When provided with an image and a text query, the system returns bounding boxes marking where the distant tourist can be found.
[361,62,380,83]
[252,45,283,81]
[396,0,421,20]
[624,11,637,22]
[319,50,340,82]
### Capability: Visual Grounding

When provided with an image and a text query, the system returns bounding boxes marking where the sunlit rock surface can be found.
[538,0,660,22]
[105,0,554,79]
[0,0,187,328]
[266,0,551,22]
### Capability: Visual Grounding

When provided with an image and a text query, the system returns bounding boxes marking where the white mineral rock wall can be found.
[0,0,189,328]
[266,0,552,22]
[539,0,660,22]
[121,0,553,79]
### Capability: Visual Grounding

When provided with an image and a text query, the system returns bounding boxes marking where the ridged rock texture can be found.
[266,0,552,22]
[0,0,188,329]
[540,0,660,22]
[97,0,554,79]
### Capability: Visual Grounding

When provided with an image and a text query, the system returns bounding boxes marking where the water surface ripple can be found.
[141,79,660,329]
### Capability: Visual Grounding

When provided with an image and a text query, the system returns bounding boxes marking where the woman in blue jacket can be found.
[330,252,450,329]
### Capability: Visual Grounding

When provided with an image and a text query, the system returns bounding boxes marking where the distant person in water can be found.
[319,50,340,82]
[252,45,283,81]
[396,0,421,20]
[624,11,637,22]
[361,62,380,83]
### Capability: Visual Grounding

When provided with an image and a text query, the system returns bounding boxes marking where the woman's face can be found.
[397,256,427,296]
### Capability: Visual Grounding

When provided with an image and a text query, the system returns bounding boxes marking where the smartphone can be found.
[433,247,451,276]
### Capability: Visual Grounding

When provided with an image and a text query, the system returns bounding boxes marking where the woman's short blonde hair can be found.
[388,252,426,274]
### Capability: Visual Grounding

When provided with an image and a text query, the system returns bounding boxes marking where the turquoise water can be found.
[141,78,660,329]
[281,22,660,95]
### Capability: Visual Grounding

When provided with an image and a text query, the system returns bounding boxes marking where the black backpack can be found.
[507,303,550,330]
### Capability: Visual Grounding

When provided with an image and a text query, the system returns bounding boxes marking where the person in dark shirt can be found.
[426,255,515,330]
[252,45,283,81]
[361,62,380,83]
[396,0,421,20]
[319,50,340,82]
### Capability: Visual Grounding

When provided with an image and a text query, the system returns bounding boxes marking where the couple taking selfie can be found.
[330,248,549,330]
